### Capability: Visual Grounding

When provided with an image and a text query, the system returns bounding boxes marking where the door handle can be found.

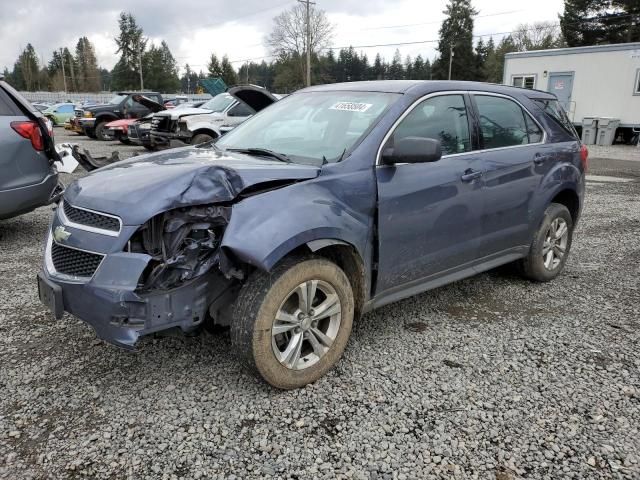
[461,169,483,182]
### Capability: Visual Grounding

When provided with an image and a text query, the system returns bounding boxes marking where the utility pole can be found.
[448,44,454,80]
[138,45,144,90]
[59,48,68,94]
[298,0,315,87]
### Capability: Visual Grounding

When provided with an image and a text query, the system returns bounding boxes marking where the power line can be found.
[361,9,527,31]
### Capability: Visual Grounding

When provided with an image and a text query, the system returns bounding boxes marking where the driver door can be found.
[375,93,485,295]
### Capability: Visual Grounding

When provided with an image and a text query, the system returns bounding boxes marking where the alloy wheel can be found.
[542,217,569,270]
[271,280,342,370]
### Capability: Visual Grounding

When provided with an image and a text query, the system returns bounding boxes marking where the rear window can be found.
[533,99,578,138]
[0,83,27,116]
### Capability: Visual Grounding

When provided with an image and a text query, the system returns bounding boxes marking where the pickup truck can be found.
[150,86,277,147]
[75,92,164,140]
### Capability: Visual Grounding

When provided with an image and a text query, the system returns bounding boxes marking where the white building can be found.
[503,42,640,137]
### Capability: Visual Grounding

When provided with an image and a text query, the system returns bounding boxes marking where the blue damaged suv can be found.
[37,81,586,389]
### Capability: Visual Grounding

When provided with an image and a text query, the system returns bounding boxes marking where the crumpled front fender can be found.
[220,167,375,273]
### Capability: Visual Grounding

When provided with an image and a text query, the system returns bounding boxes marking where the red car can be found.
[104,118,137,144]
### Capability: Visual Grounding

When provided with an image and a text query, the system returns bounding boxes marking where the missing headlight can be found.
[129,205,232,291]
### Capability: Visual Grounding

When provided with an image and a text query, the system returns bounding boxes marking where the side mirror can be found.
[382,137,442,164]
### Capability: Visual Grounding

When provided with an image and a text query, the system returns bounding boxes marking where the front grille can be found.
[63,201,120,232]
[151,116,177,133]
[51,242,104,278]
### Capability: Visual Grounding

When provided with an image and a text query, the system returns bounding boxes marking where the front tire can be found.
[231,257,354,389]
[191,133,215,145]
[518,203,573,282]
[94,121,110,141]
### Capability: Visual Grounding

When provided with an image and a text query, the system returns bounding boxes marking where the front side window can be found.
[390,94,471,156]
[217,91,399,165]
[475,95,542,149]
[513,75,535,89]
[228,102,253,117]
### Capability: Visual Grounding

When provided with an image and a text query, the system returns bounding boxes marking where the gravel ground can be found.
[1,129,639,479]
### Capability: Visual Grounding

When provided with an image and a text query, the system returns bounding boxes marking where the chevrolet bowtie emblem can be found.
[53,226,71,243]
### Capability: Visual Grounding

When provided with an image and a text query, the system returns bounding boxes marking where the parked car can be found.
[129,101,207,150]
[32,102,52,112]
[37,81,586,389]
[150,87,276,147]
[42,103,76,126]
[104,94,167,144]
[163,96,189,108]
[0,75,63,219]
[76,92,164,140]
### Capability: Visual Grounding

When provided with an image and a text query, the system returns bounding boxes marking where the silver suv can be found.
[0,76,62,219]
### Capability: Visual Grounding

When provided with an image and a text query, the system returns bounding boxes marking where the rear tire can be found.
[518,203,573,282]
[231,257,354,389]
[191,133,215,145]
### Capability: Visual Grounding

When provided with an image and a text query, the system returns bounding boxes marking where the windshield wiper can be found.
[228,147,291,163]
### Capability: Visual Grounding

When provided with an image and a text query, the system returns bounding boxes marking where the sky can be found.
[0,0,565,74]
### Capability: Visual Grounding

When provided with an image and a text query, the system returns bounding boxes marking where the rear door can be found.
[375,93,484,294]
[470,93,552,257]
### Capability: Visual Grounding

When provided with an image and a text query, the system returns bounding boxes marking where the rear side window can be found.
[533,99,578,138]
[392,94,471,155]
[475,95,543,149]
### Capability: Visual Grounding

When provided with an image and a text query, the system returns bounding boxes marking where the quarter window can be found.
[475,95,543,149]
[391,94,471,156]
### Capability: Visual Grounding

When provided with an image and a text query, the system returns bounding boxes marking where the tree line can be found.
[3,0,639,94]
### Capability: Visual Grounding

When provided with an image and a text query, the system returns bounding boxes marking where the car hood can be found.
[64,147,321,225]
[154,107,212,120]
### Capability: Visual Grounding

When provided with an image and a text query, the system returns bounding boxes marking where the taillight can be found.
[11,120,44,151]
[579,144,589,172]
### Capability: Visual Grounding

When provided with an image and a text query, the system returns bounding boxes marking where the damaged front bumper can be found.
[37,206,234,349]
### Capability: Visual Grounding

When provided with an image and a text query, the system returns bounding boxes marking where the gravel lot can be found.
[1,130,639,479]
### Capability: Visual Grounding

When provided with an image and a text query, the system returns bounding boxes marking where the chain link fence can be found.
[20,91,212,104]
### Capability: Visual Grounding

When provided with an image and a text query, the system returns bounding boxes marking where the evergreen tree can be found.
[75,37,100,92]
[484,35,517,83]
[561,0,640,46]
[12,44,40,91]
[474,38,489,81]
[111,12,146,90]
[372,53,386,80]
[433,0,478,80]
[207,53,222,78]
[405,55,414,79]
[220,55,238,86]
[388,49,404,79]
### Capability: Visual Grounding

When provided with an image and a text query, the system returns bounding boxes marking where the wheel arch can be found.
[550,188,580,224]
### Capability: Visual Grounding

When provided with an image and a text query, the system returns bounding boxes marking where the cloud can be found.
[0,0,564,74]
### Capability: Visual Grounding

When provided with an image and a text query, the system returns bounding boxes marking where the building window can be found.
[512,75,536,89]
[635,69,640,95]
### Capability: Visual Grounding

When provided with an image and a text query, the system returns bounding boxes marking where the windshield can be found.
[109,94,127,105]
[200,93,235,112]
[217,91,399,165]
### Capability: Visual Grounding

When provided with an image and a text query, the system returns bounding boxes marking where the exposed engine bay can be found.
[128,205,236,291]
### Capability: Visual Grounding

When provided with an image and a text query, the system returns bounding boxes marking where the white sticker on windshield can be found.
[329,102,372,113]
